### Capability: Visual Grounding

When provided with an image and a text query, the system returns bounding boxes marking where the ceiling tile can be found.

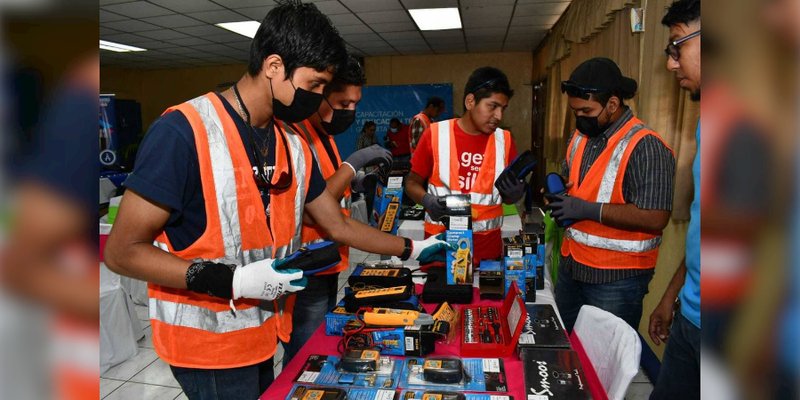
[516,0,570,3]
[340,0,403,13]
[168,37,215,47]
[510,14,561,27]
[233,6,274,21]
[507,25,548,37]
[395,46,432,54]
[102,1,173,18]
[101,32,152,44]
[464,27,508,38]
[221,0,277,8]
[100,26,121,35]
[514,2,570,17]
[346,39,389,48]
[141,14,205,28]
[337,24,373,35]
[467,41,504,51]
[342,32,382,42]
[190,43,244,56]
[401,0,458,8]
[203,31,253,43]
[386,38,428,47]
[422,30,464,40]
[432,45,467,54]
[224,41,253,51]
[380,31,423,41]
[100,9,127,22]
[103,19,162,32]
[310,1,350,15]
[136,29,190,40]
[100,0,135,5]
[329,13,361,27]
[372,20,417,33]
[154,46,201,56]
[460,0,515,5]
[186,9,247,24]
[148,0,224,13]
[461,5,513,28]
[174,24,227,37]
[126,40,175,49]
[359,10,410,24]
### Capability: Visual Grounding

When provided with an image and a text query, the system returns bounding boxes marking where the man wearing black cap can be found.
[546,57,675,333]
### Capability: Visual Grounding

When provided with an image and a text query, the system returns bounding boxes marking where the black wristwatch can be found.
[400,237,413,261]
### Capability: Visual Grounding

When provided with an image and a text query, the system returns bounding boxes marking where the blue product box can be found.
[445,229,472,285]
[293,354,401,389]
[504,256,527,302]
[399,391,512,400]
[370,174,404,235]
[399,357,508,392]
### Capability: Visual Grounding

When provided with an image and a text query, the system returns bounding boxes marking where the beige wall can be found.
[365,52,534,152]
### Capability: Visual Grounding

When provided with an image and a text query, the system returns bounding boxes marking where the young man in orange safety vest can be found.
[406,67,524,263]
[549,57,676,333]
[283,56,393,365]
[104,3,451,398]
[409,96,445,153]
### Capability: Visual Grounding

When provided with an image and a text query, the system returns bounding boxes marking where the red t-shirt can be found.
[410,119,518,261]
[386,124,411,156]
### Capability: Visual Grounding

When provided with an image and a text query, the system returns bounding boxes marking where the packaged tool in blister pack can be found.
[400,357,508,392]
[399,391,514,400]
[285,385,347,400]
[348,264,414,289]
[443,195,472,285]
[326,296,424,336]
[294,354,401,389]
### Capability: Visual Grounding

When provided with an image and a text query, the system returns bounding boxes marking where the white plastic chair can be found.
[572,305,641,400]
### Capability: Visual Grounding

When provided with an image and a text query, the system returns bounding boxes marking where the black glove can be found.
[544,193,602,224]
[421,193,448,222]
[185,261,237,299]
[495,173,526,203]
[344,144,392,171]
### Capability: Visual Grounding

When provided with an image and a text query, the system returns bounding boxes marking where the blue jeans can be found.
[170,358,274,400]
[282,272,339,366]
[555,267,652,332]
[650,312,700,400]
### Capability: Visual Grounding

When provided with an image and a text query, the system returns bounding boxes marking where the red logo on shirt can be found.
[458,151,483,191]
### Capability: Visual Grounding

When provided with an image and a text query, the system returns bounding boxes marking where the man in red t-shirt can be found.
[406,67,525,262]
[384,117,411,162]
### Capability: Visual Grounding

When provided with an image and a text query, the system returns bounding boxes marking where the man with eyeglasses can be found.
[104,3,451,398]
[547,57,675,334]
[282,55,393,366]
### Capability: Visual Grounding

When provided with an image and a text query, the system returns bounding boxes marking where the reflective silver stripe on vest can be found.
[567,132,583,171]
[149,297,274,334]
[596,124,645,203]
[565,227,662,253]
[474,218,502,232]
[437,120,452,188]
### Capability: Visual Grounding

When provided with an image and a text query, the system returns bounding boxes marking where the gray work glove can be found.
[544,193,602,225]
[343,144,392,171]
[351,170,378,193]
[495,173,526,204]
[422,193,448,222]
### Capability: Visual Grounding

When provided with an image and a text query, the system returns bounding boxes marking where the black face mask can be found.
[575,105,610,137]
[321,108,356,135]
[270,78,323,123]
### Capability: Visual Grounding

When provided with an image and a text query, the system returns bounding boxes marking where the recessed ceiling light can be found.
[100,40,146,53]
[409,7,462,31]
[216,21,261,38]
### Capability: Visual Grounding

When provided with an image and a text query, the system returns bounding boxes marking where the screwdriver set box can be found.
[460,283,526,357]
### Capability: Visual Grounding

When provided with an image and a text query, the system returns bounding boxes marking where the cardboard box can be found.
[504,256,527,301]
[478,260,504,299]
[520,348,592,399]
[370,173,404,235]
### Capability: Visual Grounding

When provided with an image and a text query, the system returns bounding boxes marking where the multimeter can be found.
[506,150,537,180]
[287,385,347,400]
[422,357,465,384]
[420,392,466,400]
[339,348,380,373]
[276,240,342,275]
[544,172,575,227]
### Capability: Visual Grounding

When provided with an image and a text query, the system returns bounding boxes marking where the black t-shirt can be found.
[125,92,326,251]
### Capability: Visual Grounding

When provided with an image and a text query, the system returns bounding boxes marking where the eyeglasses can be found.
[665,30,701,61]
[249,121,293,191]
[560,81,604,99]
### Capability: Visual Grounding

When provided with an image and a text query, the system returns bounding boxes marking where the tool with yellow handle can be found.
[362,308,434,326]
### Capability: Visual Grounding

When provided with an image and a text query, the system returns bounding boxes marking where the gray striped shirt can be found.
[560,108,675,283]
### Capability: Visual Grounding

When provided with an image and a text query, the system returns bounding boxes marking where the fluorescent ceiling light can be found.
[216,21,261,38]
[100,40,146,53]
[409,7,462,31]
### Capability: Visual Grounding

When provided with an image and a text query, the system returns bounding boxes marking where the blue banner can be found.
[333,84,453,160]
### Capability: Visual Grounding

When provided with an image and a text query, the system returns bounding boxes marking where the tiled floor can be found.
[101,249,654,399]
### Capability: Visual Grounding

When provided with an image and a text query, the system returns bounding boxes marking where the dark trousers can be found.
[170,358,274,400]
[282,272,339,366]
[650,312,701,400]
[555,267,652,332]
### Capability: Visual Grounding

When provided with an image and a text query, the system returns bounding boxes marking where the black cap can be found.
[561,57,637,99]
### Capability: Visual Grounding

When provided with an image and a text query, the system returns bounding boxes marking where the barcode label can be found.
[405,336,415,351]
[376,390,396,400]
[529,396,549,400]
[450,216,469,230]
[519,334,536,344]
[297,371,319,382]
[387,176,403,188]
[510,249,524,258]
[482,358,500,373]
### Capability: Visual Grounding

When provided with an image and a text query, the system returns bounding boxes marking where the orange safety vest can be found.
[423,119,511,241]
[561,116,673,269]
[410,112,432,152]
[292,119,351,274]
[148,93,312,369]
[700,84,757,307]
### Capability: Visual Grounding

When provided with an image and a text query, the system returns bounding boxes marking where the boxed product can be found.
[444,195,472,285]
[460,283,526,357]
[504,257,527,302]
[294,353,401,389]
[399,391,513,400]
[520,348,592,399]
[478,260,504,299]
[285,384,348,400]
[325,296,423,336]
[371,173,405,235]
[400,357,508,392]
[518,304,571,350]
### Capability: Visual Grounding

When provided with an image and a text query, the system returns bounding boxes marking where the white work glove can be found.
[231,258,307,301]
[411,234,455,264]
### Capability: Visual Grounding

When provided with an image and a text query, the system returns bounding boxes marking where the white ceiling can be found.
[100,0,571,69]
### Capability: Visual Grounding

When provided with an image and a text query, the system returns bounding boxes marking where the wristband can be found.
[400,237,413,261]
